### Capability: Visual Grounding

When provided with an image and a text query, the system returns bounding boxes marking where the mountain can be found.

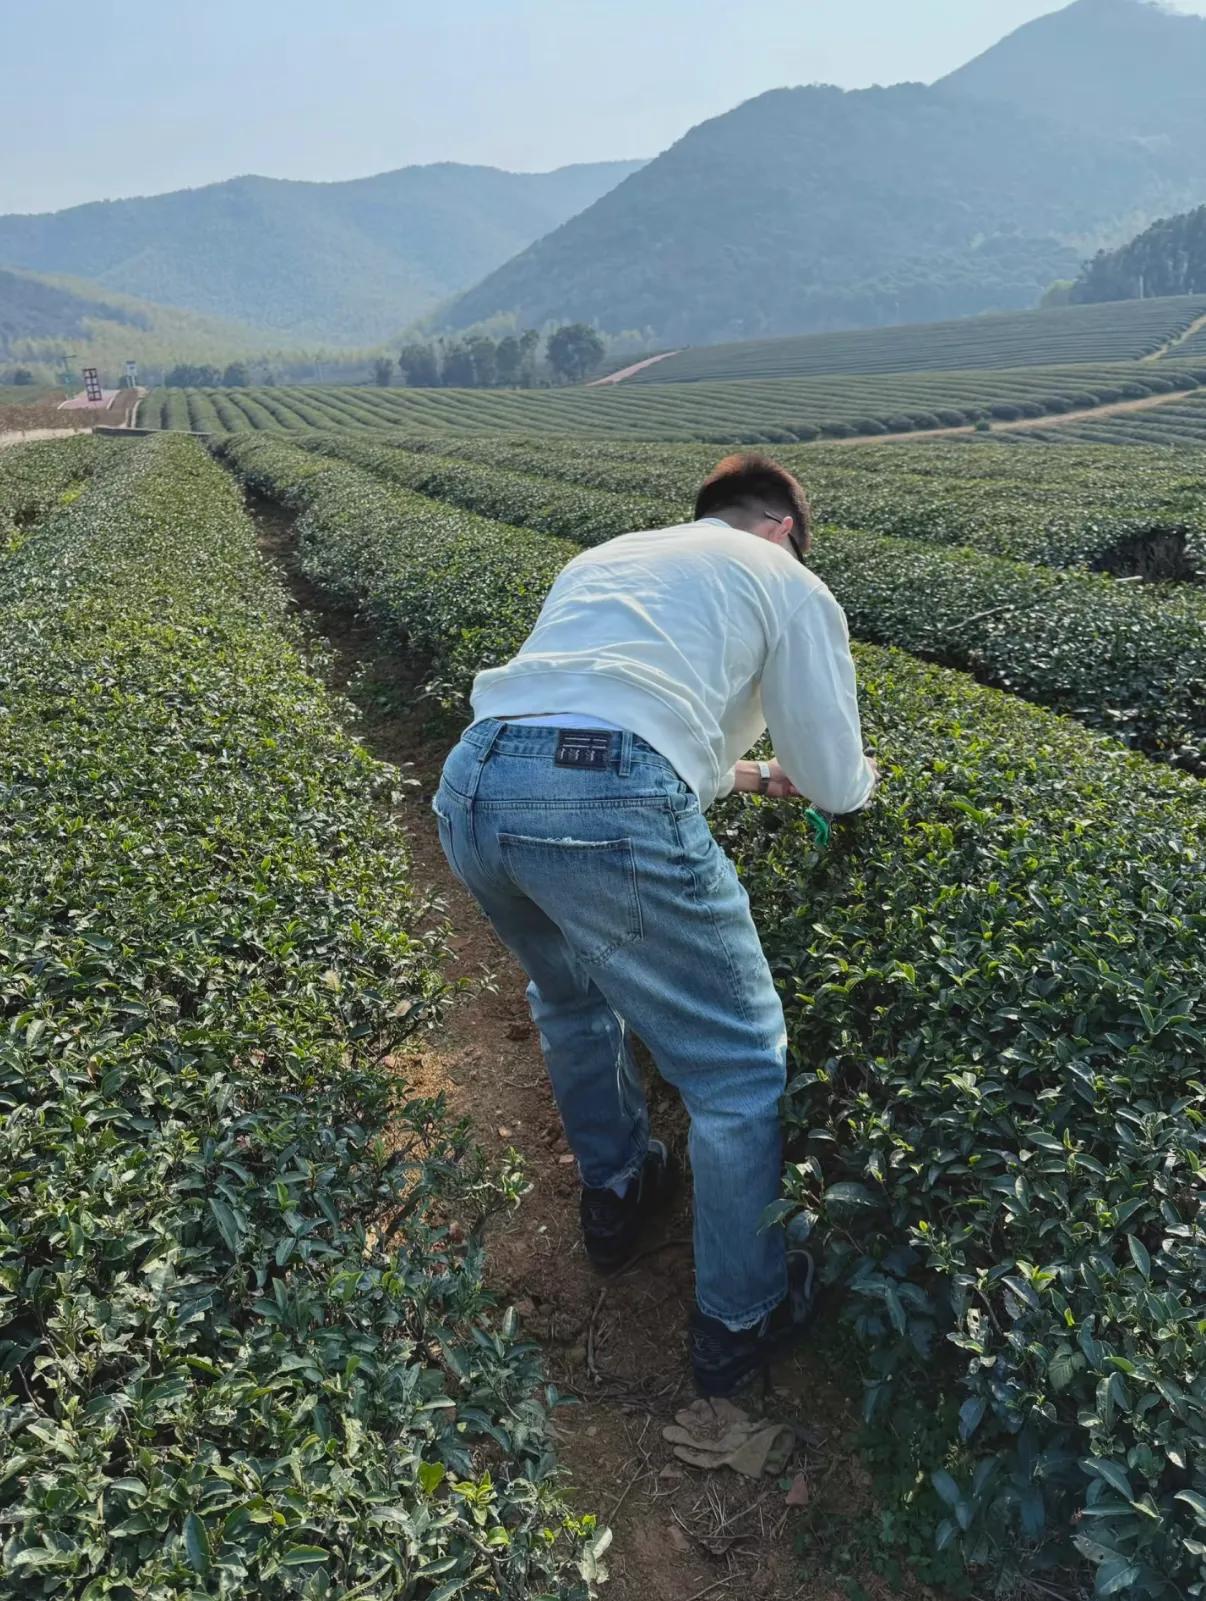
[941,0,1206,160]
[437,74,1197,345]
[0,266,273,382]
[0,161,642,346]
[1071,203,1206,300]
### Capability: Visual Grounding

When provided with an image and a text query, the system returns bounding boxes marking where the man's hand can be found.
[734,759,803,799]
[735,754,878,804]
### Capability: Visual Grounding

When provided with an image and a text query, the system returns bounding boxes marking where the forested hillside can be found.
[440,76,1194,344]
[0,268,143,343]
[942,0,1206,163]
[0,267,273,381]
[1073,205,1206,303]
[0,161,641,345]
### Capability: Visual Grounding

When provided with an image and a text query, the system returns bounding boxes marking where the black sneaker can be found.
[580,1140,676,1271]
[689,1249,820,1397]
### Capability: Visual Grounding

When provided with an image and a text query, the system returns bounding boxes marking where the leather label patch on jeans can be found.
[554,731,614,769]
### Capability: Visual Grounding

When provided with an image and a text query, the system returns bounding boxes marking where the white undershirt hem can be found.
[498,712,624,731]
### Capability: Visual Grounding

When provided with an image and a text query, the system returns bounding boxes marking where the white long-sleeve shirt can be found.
[470,517,876,813]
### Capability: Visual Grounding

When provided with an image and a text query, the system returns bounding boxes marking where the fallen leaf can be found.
[785,1473,810,1507]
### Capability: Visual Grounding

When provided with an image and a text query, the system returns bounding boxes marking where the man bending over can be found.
[433,453,877,1396]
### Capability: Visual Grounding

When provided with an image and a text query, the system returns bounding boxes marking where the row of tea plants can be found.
[0,432,113,559]
[0,434,602,1598]
[138,357,1206,443]
[373,432,1206,579]
[621,295,1206,383]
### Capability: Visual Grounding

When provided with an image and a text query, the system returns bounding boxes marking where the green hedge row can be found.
[627,298,1206,384]
[137,361,1206,445]
[219,432,1206,1600]
[296,433,668,549]
[0,432,112,558]
[227,434,577,708]
[0,435,600,1599]
[295,435,1206,771]
[983,393,1206,452]
[368,432,1206,580]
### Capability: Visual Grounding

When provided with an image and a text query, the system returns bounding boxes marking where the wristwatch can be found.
[756,761,773,796]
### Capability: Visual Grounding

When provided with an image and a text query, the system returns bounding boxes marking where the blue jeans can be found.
[433,718,788,1329]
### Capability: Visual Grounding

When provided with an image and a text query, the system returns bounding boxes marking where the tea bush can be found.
[351,432,1206,579]
[294,434,668,550]
[298,435,1206,770]
[0,435,599,1599]
[220,432,1206,1598]
[0,432,112,558]
[731,678,1205,1600]
[621,297,1206,382]
[137,359,1206,444]
[983,389,1206,450]
[222,434,575,705]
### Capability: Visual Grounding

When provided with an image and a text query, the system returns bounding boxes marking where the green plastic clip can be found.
[804,806,832,850]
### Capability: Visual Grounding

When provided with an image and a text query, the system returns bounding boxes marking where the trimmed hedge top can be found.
[371,431,1206,579]
[0,432,111,559]
[0,435,599,1598]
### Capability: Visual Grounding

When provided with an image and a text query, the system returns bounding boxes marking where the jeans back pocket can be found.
[432,792,468,886]
[498,832,643,965]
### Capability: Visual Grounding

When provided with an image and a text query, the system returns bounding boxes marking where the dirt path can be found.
[822,385,1199,446]
[1142,310,1206,363]
[995,386,1202,433]
[0,389,144,449]
[254,507,922,1601]
[0,427,81,449]
[589,351,682,386]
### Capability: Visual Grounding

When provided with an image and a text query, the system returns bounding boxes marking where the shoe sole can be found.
[585,1244,641,1273]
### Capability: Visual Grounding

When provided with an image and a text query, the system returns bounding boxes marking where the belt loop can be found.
[466,718,506,801]
[618,729,633,777]
[477,718,507,761]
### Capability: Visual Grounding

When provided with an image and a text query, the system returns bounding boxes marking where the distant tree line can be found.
[156,326,609,393]
[164,361,253,388]
[1072,204,1206,303]
[373,323,607,389]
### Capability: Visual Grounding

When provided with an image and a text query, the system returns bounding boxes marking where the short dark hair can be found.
[693,452,813,557]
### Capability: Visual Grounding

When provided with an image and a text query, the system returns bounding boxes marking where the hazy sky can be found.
[5,0,1206,213]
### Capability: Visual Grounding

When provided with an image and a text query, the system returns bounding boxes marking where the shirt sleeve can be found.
[761,584,876,815]
[715,766,738,801]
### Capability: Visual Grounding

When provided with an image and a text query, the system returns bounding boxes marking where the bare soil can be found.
[1141,310,1206,363]
[254,507,928,1601]
[589,352,683,386]
[0,388,140,448]
[0,427,81,450]
[823,387,1198,447]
